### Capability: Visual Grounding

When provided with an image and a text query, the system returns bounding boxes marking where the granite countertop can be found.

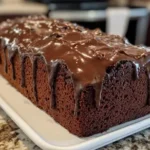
[0,108,150,150]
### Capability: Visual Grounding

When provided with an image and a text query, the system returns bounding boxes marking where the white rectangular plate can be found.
[0,75,150,150]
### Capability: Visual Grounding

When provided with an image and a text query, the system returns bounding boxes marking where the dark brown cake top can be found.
[0,16,149,85]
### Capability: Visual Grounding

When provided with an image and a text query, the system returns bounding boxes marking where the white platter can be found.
[0,75,150,150]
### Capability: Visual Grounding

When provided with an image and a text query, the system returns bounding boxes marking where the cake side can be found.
[0,49,83,135]
[1,47,150,136]
[78,61,150,135]
[0,16,150,136]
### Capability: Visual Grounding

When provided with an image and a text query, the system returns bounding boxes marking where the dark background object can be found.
[75,19,137,44]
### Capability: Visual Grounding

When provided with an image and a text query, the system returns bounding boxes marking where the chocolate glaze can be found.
[132,62,140,80]
[3,48,7,73]
[49,59,62,108]
[31,56,38,101]
[0,16,150,115]
[20,56,26,87]
[74,83,83,116]
[74,88,81,116]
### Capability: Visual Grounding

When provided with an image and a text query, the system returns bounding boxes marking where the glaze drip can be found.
[20,56,26,87]
[31,56,38,101]
[74,83,83,116]
[0,16,150,116]
[132,62,140,80]
[10,58,16,79]
[3,48,7,73]
[49,60,62,108]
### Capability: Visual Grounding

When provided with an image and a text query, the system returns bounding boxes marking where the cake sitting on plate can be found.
[0,16,150,137]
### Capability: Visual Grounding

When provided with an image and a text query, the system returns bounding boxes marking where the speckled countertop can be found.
[0,108,150,150]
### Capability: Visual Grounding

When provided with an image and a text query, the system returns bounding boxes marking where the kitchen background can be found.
[0,0,150,46]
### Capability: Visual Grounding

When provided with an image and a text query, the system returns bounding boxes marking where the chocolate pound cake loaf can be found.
[0,16,150,137]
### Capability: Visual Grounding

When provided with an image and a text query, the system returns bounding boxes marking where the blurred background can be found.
[0,0,150,46]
